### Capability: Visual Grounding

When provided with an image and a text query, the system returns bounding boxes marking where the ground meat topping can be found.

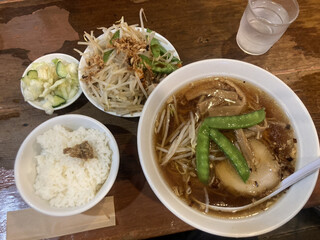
[63,141,95,160]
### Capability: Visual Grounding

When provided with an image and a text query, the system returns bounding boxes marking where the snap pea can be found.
[195,109,266,184]
[196,123,211,184]
[209,128,250,182]
[203,108,265,129]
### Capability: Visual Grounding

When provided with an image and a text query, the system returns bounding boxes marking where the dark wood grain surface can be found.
[0,0,319,239]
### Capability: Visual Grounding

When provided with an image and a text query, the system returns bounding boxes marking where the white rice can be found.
[33,125,112,208]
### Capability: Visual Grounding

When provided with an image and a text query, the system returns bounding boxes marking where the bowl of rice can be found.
[14,114,119,216]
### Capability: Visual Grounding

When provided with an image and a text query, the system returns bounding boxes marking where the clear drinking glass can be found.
[236,0,299,55]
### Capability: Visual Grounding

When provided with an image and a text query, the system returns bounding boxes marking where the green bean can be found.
[203,108,265,129]
[196,124,211,184]
[209,128,250,182]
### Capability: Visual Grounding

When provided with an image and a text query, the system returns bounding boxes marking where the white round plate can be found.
[21,53,82,112]
[137,59,320,237]
[78,29,180,118]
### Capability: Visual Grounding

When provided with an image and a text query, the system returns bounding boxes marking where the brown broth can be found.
[154,77,296,218]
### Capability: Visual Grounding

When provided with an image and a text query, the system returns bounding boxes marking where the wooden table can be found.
[0,0,319,239]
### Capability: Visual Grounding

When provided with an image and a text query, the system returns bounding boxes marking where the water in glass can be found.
[236,1,290,55]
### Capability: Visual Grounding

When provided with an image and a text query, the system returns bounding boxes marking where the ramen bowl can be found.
[137,59,319,237]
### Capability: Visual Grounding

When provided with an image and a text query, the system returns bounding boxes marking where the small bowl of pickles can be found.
[21,53,82,114]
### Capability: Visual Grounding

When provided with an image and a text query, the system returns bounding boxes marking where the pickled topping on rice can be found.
[63,141,95,160]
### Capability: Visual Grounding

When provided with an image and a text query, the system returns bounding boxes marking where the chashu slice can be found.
[215,139,281,197]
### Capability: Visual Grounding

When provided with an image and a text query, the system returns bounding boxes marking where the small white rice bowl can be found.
[34,125,111,208]
[15,114,119,216]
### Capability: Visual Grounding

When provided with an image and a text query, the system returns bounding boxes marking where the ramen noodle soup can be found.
[154,77,296,218]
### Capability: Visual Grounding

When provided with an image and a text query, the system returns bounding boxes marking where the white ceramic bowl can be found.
[15,114,120,216]
[137,59,320,237]
[78,30,180,118]
[21,53,82,112]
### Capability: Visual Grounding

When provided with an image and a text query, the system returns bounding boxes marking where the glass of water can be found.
[236,0,299,55]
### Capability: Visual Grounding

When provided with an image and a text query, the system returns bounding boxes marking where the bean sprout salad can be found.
[75,9,181,116]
